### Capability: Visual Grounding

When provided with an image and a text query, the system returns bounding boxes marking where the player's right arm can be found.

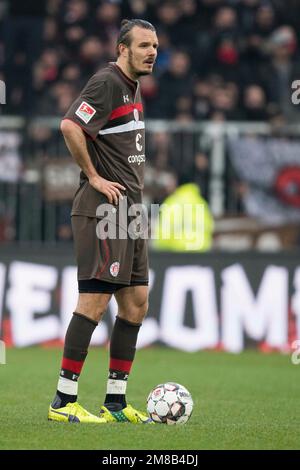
[60,119,125,205]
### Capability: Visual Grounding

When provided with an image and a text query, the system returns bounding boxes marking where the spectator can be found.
[159,49,194,117]
[2,0,300,122]
[140,75,160,118]
[78,36,106,79]
[3,0,300,121]
[261,25,300,119]
[192,79,212,120]
[206,7,243,82]
[60,0,91,59]
[154,29,172,76]
[209,83,242,121]
[176,0,200,50]
[121,0,153,20]
[155,1,181,46]
[152,181,214,252]
[2,0,300,244]
[92,1,121,42]
[238,0,262,34]
[4,0,47,113]
[243,84,269,121]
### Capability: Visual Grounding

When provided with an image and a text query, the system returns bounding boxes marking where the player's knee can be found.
[76,294,110,323]
[119,298,148,323]
[77,306,107,323]
[88,307,107,323]
[133,298,149,321]
[141,298,149,317]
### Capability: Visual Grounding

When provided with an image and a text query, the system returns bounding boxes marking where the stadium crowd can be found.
[1,0,300,245]
[2,0,300,123]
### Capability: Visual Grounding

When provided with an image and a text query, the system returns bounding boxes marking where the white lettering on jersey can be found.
[128,154,146,165]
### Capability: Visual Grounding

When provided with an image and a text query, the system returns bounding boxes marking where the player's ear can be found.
[119,43,128,58]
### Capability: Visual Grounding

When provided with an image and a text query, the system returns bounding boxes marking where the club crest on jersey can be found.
[110,261,120,277]
[75,101,96,123]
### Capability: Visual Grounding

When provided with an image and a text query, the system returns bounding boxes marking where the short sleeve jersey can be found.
[63,63,146,217]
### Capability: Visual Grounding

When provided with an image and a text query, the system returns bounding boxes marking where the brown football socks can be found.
[52,312,97,409]
[104,316,141,410]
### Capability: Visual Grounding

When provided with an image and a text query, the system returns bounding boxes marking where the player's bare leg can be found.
[115,285,149,324]
[76,292,112,323]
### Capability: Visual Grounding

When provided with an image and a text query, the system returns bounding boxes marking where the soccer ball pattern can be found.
[147,382,193,425]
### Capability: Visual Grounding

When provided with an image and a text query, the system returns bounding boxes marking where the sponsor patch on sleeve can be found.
[75,101,96,124]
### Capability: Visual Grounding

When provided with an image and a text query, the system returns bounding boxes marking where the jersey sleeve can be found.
[63,75,112,140]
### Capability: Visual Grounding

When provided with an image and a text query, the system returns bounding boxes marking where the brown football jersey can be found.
[63,62,146,217]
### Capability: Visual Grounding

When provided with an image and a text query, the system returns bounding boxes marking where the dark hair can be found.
[116,19,156,56]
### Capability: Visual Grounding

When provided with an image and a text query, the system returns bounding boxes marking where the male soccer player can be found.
[48,19,158,424]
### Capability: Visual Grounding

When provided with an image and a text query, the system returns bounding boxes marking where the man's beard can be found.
[128,49,151,78]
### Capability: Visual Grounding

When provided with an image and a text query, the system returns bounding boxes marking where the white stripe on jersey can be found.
[99,120,145,135]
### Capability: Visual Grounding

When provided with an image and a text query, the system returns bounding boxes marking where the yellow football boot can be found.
[100,404,154,424]
[48,401,107,423]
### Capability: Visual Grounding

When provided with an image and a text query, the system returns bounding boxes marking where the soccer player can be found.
[48,19,158,424]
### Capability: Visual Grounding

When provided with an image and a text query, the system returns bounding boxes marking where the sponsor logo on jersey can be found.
[123,94,130,103]
[75,101,96,123]
[110,261,120,277]
[128,154,145,165]
[136,133,143,151]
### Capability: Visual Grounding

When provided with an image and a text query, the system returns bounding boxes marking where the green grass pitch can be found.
[0,347,299,450]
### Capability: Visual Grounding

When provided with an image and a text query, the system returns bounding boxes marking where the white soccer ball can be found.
[146,382,193,425]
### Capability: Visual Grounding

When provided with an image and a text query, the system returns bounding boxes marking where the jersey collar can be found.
[109,62,138,90]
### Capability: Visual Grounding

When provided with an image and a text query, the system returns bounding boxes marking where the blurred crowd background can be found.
[1,0,300,249]
[2,0,300,121]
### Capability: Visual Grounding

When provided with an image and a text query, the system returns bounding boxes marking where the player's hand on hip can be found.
[89,175,126,205]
